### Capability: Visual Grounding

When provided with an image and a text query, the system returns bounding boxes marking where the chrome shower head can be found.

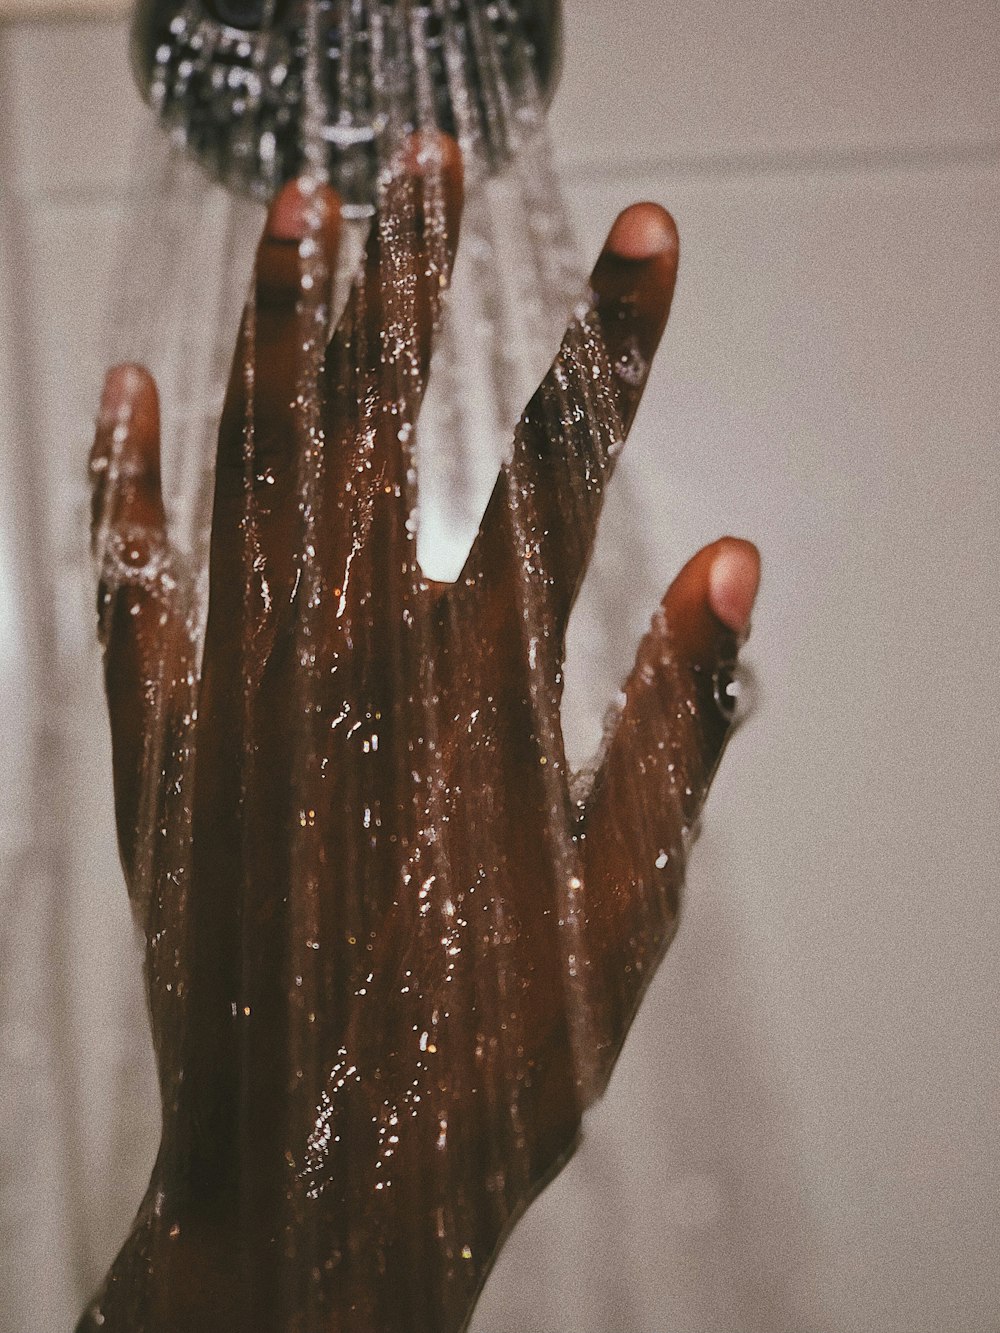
[131,0,563,209]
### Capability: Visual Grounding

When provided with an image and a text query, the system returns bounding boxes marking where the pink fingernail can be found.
[265,179,340,242]
[708,542,761,635]
[265,181,312,241]
[99,363,145,421]
[404,129,454,175]
[607,203,677,260]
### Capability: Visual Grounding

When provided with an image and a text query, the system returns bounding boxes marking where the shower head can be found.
[131,0,563,209]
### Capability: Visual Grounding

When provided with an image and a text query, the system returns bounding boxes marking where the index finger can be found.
[459,204,679,661]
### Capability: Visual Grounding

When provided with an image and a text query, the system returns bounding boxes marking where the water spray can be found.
[131,0,562,206]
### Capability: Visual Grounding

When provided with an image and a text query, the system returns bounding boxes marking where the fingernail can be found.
[401,130,462,179]
[708,541,761,635]
[99,363,145,422]
[607,203,677,261]
[265,179,338,243]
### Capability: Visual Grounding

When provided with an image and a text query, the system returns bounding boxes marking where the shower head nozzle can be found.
[131,0,563,209]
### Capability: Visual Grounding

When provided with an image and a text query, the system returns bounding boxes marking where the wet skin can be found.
[82,139,760,1332]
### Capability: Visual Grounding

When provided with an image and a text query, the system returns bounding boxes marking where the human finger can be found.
[205,178,342,678]
[91,362,165,550]
[216,178,343,483]
[578,537,760,1053]
[663,535,760,670]
[327,131,464,414]
[91,363,178,875]
[318,132,464,595]
[461,203,679,645]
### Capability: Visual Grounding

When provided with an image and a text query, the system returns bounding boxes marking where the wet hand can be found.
[85,138,759,1332]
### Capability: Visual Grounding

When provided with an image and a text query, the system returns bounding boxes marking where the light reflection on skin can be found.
[81,139,760,1333]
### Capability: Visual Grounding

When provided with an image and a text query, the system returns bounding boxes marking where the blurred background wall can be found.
[0,2,997,1330]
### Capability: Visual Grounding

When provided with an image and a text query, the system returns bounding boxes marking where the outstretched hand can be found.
[83,136,759,1333]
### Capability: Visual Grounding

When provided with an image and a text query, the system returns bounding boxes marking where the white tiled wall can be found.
[1,8,997,1333]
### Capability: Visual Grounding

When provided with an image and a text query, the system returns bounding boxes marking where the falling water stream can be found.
[76,2,736,1328]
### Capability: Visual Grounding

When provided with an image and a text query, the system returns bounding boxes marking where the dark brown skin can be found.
[82,138,760,1332]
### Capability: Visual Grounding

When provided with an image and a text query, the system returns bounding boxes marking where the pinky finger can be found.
[578,537,760,1066]
[589,535,760,836]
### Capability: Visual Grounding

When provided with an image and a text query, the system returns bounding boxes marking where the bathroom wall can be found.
[1,4,998,1331]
